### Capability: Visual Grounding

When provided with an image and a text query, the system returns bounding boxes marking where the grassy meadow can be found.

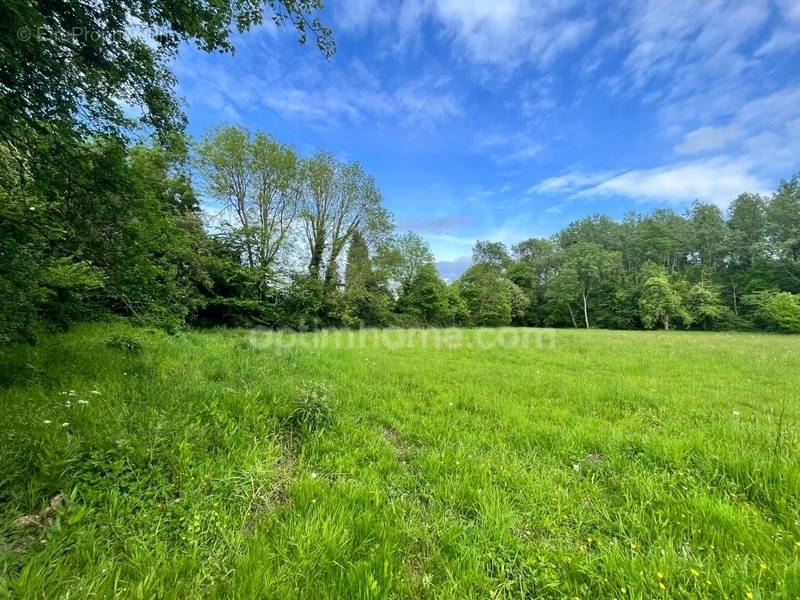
[1,324,799,599]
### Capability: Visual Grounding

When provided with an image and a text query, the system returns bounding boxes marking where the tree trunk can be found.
[235,199,255,269]
[323,260,338,288]
[308,239,325,280]
[663,314,670,330]
[581,291,590,329]
[567,304,577,328]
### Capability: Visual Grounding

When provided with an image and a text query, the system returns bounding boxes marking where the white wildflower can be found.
[43,420,52,424]
[90,390,101,395]
[733,410,741,417]
[62,422,69,427]
[77,399,89,406]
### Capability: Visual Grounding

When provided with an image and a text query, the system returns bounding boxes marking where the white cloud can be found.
[540,80,800,209]
[179,56,460,129]
[394,75,462,127]
[776,0,800,22]
[433,0,585,68]
[391,0,595,71]
[334,0,392,32]
[675,125,744,154]
[574,158,770,206]
[473,131,541,163]
[623,0,769,88]
[736,85,800,127]
[668,85,800,168]
[527,171,617,195]
[756,28,800,55]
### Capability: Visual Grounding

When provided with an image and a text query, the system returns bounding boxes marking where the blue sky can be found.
[175,0,800,276]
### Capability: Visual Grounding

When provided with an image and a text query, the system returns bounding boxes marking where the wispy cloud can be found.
[622,0,770,89]
[573,158,770,207]
[674,125,744,155]
[178,55,461,130]
[473,131,541,163]
[670,85,800,169]
[337,0,596,72]
[435,256,471,281]
[424,0,595,71]
[394,75,462,127]
[400,215,469,234]
[528,171,618,195]
[333,0,393,32]
[757,0,800,54]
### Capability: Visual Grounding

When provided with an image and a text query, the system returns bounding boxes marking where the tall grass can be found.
[1,324,798,598]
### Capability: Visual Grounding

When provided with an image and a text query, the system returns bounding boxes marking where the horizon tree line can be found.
[2,124,799,340]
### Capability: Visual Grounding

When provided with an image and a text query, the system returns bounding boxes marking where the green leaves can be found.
[0,133,210,339]
[196,125,303,279]
[548,241,621,329]
[342,230,393,327]
[767,175,800,264]
[285,380,334,435]
[744,291,800,333]
[1,0,334,143]
[638,270,689,330]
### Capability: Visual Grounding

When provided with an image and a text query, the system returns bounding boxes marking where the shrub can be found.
[744,291,800,333]
[105,333,143,354]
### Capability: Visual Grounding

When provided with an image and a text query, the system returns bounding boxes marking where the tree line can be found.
[2,123,799,342]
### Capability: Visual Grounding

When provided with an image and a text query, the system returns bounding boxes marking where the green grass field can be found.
[1,325,799,599]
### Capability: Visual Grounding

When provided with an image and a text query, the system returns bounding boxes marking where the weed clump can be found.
[105,333,143,354]
[285,381,333,434]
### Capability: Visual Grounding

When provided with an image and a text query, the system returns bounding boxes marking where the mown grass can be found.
[1,324,799,599]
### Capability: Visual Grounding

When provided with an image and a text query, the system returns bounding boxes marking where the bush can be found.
[744,291,800,332]
[105,333,144,354]
[284,381,334,434]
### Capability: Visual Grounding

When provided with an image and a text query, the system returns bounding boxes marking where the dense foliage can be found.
[2,123,800,340]
[1,0,332,143]
[1,0,332,340]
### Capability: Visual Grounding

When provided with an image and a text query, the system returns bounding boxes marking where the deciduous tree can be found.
[638,268,689,330]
